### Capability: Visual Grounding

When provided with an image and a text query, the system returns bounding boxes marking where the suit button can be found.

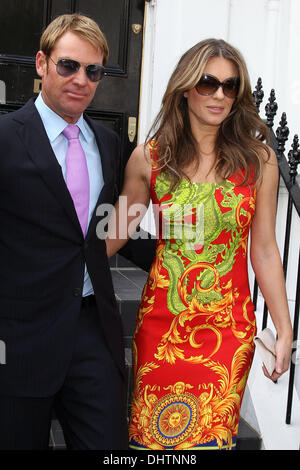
[74,288,82,297]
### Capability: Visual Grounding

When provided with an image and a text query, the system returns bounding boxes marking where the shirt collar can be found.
[35,93,92,143]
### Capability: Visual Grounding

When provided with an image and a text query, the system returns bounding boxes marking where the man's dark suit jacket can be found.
[0,97,135,397]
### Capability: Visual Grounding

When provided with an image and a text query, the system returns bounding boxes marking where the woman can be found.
[106,39,293,450]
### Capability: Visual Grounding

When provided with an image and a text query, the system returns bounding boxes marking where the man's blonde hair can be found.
[40,13,109,64]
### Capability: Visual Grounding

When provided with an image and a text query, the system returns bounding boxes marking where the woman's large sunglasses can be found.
[195,74,240,99]
[48,57,107,82]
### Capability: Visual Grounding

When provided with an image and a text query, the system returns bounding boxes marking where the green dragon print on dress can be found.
[154,171,250,315]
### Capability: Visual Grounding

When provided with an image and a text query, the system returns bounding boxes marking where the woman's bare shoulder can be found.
[261,144,277,165]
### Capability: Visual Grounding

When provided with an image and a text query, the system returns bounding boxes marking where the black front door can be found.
[0,0,146,185]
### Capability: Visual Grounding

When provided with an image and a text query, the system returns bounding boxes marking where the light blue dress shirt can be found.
[35,93,104,296]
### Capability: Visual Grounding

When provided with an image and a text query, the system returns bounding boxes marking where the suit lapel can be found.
[14,99,83,236]
[14,99,116,241]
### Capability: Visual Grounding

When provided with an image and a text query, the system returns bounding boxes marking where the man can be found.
[0,13,131,450]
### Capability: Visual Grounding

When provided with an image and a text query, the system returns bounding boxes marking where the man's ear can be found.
[36,51,47,78]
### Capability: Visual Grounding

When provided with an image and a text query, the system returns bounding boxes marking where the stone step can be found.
[236,418,262,450]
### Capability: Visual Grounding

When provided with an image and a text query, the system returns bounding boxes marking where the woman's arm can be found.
[105,144,151,258]
[250,147,293,381]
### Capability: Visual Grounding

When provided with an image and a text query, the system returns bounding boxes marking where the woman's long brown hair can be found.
[146,38,270,187]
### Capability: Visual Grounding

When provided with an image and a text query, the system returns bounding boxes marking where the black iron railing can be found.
[253,78,300,425]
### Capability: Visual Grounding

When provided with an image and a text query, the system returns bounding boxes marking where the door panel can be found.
[0,0,46,58]
[77,0,129,74]
[0,0,145,187]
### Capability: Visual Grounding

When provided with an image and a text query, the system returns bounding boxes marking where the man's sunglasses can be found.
[195,74,240,99]
[48,57,107,82]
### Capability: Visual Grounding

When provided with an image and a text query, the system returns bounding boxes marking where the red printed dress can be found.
[129,142,257,450]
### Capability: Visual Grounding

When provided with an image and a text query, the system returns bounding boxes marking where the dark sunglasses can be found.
[48,56,107,82]
[195,74,240,99]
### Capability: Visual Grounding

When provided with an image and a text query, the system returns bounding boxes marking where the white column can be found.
[137,0,157,143]
[281,0,300,145]
[264,1,281,91]
[139,0,233,143]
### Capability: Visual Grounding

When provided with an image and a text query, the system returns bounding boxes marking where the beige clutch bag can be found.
[254,328,276,375]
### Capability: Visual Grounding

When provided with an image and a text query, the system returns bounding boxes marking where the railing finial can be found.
[276,112,290,156]
[288,135,300,184]
[265,89,278,128]
[253,77,264,112]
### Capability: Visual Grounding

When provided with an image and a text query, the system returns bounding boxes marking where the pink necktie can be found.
[62,124,90,235]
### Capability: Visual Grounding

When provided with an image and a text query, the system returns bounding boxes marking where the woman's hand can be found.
[262,334,293,382]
